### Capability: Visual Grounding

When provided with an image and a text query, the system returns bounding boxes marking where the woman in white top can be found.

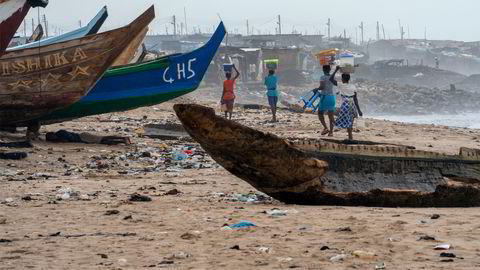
[335,73,363,140]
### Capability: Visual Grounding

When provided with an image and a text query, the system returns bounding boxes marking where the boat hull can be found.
[34,22,226,125]
[174,104,480,207]
[0,6,155,126]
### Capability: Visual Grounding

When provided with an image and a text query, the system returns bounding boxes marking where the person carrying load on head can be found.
[221,64,240,120]
[317,65,339,137]
[335,73,363,140]
[264,69,278,122]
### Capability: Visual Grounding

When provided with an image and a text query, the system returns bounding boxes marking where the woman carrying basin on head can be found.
[335,73,363,140]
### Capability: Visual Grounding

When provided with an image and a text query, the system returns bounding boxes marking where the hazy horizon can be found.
[20,0,480,42]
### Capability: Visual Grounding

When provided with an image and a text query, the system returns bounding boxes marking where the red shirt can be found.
[223,80,235,100]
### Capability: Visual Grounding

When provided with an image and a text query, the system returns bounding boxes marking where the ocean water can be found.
[371,112,480,129]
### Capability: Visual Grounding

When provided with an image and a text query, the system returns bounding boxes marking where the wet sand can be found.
[1,97,480,269]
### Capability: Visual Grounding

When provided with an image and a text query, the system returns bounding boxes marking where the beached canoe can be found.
[9,6,108,51]
[0,0,48,56]
[0,6,155,126]
[34,22,226,126]
[174,104,480,207]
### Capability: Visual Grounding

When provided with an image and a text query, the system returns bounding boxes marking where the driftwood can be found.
[174,104,480,207]
[0,6,155,127]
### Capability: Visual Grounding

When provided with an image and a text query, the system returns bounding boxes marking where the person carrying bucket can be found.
[221,64,240,120]
[264,60,279,122]
[317,65,339,136]
[264,69,278,122]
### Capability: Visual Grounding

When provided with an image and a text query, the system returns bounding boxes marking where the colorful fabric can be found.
[264,75,278,96]
[335,96,358,128]
[268,96,278,108]
[223,79,235,100]
[319,94,336,112]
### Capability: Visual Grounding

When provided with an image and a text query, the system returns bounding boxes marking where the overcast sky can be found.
[24,0,479,42]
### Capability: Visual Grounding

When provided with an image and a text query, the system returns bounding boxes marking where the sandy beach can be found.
[1,92,480,270]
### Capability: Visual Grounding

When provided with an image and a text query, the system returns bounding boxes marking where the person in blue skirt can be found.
[317,65,339,136]
[264,69,278,122]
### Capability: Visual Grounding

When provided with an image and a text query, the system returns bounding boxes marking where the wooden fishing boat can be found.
[32,22,226,126]
[9,6,108,51]
[0,0,48,56]
[0,6,155,127]
[174,104,480,207]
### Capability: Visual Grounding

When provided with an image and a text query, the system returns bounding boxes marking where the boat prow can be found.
[174,104,480,207]
[0,0,48,56]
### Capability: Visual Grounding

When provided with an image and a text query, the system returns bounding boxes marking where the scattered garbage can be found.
[434,244,451,250]
[180,232,200,240]
[128,193,152,202]
[164,189,182,196]
[352,250,376,259]
[257,247,271,254]
[375,262,386,269]
[336,227,353,232]
[330,254,348,262]
[440,252,456,258]
[210,192,273,204]
[0,141,32,148]
[267,209,287,216]
[223,221,257,230]
[56,187,79,200]
[431,214,441,220]
[418,235,436,241]
[0,152,27,160]
[276,257,293,263]
[167,251,191,260]
[105,210,120,216]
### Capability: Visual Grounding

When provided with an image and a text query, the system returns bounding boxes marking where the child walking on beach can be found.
[221,65,240,120]
[264,69,278,122]
[335,73,363,140]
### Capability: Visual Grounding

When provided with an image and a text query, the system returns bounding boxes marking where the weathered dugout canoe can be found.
[32,22,226,126]
[0,0,48,56]
[9,5,108,51]
[0,6,155,126]
[174,104,480,207]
